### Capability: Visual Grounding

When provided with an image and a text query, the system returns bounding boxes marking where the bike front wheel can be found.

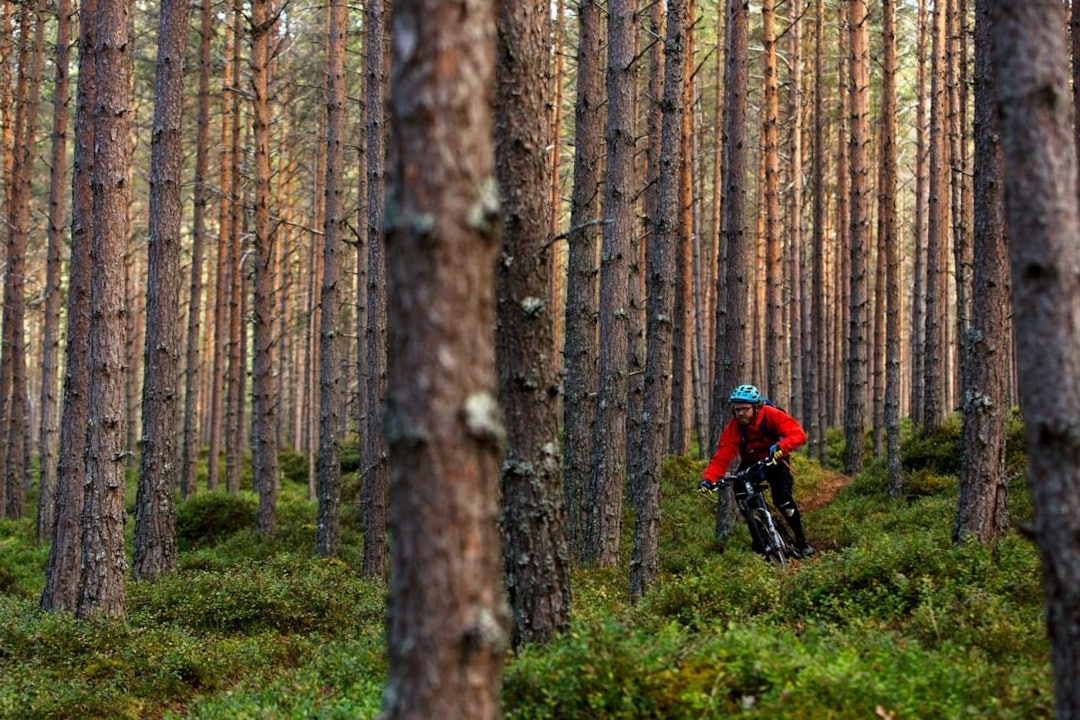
[750,510,789,567]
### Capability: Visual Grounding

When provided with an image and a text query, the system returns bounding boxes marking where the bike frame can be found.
[724,460,798,566]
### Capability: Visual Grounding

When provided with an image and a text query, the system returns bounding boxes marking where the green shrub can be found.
[175,492,257,551]
[129,553,384,636]
[901,415,962,476]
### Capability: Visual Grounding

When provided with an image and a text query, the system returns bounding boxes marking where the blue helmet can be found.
[729,384,762,404]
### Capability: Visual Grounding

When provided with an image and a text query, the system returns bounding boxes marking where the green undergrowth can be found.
[0,422,1053,718]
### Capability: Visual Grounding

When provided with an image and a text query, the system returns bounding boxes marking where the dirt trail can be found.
[799,468,852,513]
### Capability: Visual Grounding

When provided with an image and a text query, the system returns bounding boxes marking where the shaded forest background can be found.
[4,0,1080,714]
[1,0,976,525]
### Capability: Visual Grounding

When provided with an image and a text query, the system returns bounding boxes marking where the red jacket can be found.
[702,404,807,482]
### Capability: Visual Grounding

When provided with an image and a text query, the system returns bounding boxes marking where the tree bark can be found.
[843,0,870,476]
[955,0,1009,546]
[561,0,603,561]
[710,0,750,540]
[251,0,279,536]
[37,0,73,543]
[991,2,1080,714]
[584,0,637,567]
[180,0,215,500]
[361,0,388,579]
[382,0,508,713]
[631,0,685,600]
[494,0,572,647]
[923,0,951,428]
[134,0,189,580]
[316,0,348,557]
[78,0,132,618]
[40,0,95,613]
[882,0,905,499]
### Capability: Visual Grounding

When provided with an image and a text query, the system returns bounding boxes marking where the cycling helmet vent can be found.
[729,384,762,403]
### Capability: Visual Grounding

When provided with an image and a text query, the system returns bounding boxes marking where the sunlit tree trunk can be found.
[831,0,849,431]
[923,0,950,428]
[882,0,904,498]
[910,0,929,426]
[762,0,785,409]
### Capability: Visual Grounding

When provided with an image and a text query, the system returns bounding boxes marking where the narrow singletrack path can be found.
[799,467,852,513]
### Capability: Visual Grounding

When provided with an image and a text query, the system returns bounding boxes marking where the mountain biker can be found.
[699,383,815,558]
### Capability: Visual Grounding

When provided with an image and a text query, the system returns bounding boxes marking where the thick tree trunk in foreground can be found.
[991,2,1080,716]
[381,0,508,715]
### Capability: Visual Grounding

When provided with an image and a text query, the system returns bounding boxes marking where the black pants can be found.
[734,459,807,549]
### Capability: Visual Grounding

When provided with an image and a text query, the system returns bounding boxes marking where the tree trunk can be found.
[316,0,348,557]
[561,0,603,560]
[251,0,279,536]
[361,0,388,579]
[991,2,1080,714]
[668,0,694,454]
[78,0,132,618]
[585,0,636,568]
[810,0,827,463]
[762,0,785,409]
[2,0,41,519]
[134,0,188,580]
[923,0,950,428]
[631,0,685,601]
[711,0,749,539]
[843,0,870,476]
[181,0,215,500]
[882,0,904,499]
[207,5,235,492]
[382,0,507,713]
[37,0,73,543]
[955,0,1009,545]
[40,0,95,612]
[910,0,929,426]
[494,0,572,647]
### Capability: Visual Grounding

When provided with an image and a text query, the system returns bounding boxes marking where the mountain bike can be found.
[699,458,802,567]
